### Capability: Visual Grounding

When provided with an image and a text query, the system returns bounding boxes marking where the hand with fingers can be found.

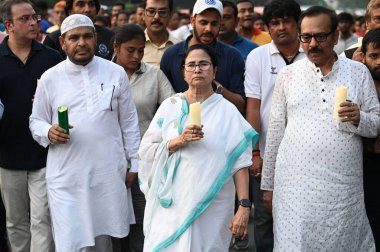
[229,206,250,239]
[338,101,360,126]
[48,124,73,144]
[168,124,204,153]
[251,155,263,182]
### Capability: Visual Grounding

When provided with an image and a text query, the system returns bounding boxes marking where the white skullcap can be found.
[61,14,95,35]
[193,0,223,17]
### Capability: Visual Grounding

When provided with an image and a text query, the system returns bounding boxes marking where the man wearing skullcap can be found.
[44,0,114,60]
[0,0,61,251]
[30,14,140,252]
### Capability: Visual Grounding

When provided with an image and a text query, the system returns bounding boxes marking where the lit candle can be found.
[189,102,201,126]
[333,86,348,119]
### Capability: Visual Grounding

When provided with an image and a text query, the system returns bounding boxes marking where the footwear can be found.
[233,236,249,250]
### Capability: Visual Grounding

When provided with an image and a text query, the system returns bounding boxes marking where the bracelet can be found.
[252,152,261,157]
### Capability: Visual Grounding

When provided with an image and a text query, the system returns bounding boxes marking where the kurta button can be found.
[322,89,325,92]
[323,99,326,102]
[321,79,324,82]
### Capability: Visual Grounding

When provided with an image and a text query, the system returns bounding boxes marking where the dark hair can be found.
[222,1,238,18]
[362,29,380,55]
[116,11,128,19]
[95,15,109,27]
[143,0,173,12]
[181,44,218,70]
[236,0,254,8]
[263,0,301,27]
[112,24,146,46]
[65,0,101,16]
[0,0,34,21]
[337,12,354,23]
[113,2,125,10]
[133,3,145,12]
[299,6,338,32]
[355,16,365,24]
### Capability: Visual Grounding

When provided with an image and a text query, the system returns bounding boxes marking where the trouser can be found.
[363,153,380,252]
[252,178,274,252]
[80,235,113,252]
[0,167,54,252]
[112,183,145,252]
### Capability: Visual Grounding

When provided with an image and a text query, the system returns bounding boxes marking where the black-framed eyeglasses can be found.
[145,8,170,17]
[299,31,334,43]
[12,14,42,23]
[183,61,212,72]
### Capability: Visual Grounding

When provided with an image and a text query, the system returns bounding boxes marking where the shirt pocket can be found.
[96,83,119,111]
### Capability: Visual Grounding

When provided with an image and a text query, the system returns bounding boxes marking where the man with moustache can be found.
[236,0,271,46]
[0,0,61,251]
[360,29,380,250]
[244,1,305,251]
[30,14,140,252]
[218,1,257,60]
[143,0,179,67]
[261,6,379,250]
[161,0,246,113]
[44,0,114,60]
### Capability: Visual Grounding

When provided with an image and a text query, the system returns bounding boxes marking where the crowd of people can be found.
[0,0,379,251]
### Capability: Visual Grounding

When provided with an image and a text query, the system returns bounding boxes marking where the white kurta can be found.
[261,57,380,251]
[29,56,141,252]
[138,94,258,252]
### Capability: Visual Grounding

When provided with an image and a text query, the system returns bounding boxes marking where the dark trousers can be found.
[363,152,380,252]
[251,178,273,252]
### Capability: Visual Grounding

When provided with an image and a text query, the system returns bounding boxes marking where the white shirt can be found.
[170,24,193,41]
[334,33,358,55]
[30,56,140,251]
[244,41,305,154]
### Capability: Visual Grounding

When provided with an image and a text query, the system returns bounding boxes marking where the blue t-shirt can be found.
[232,35,258,60]
[160,35,246,98]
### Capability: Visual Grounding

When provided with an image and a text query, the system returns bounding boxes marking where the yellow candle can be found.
[189,102,201,126]
[333,86,348,119]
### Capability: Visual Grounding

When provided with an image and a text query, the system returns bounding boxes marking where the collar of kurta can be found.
[306,54,340,75]
[64,55,96,72]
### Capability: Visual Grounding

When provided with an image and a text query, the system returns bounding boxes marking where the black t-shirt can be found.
[44,25,114,60]
[0,38,62,170]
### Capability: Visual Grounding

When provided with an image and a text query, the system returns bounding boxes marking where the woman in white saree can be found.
[138,44,259,252]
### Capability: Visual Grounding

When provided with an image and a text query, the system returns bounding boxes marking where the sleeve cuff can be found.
[129,158,138,173]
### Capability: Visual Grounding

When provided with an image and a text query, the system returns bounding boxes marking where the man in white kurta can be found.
[261,7,380,251]
[29,15,140,252]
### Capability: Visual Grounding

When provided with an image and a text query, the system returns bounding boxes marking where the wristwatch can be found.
[239,199,252,208]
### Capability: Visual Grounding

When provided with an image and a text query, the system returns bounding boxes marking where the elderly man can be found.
[261,6,379,251]
[0,0,62,251]
[143,0,179,67]
[30,14,140,252]
[44,0,114,60]
[244,1,305,251]
[161,0,246,113]
[360,29,380,250]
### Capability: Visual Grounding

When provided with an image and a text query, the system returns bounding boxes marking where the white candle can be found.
[189,102,201,126]
[333,86,348,119]
[358,37,363,47]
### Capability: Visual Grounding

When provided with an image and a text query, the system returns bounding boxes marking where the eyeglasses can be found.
[145,8,170,17]
[183,61,212,72]
[12,14,42,23]
[299,31,334,43]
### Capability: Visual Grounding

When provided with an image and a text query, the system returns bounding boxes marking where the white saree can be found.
[138,93,258,252]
